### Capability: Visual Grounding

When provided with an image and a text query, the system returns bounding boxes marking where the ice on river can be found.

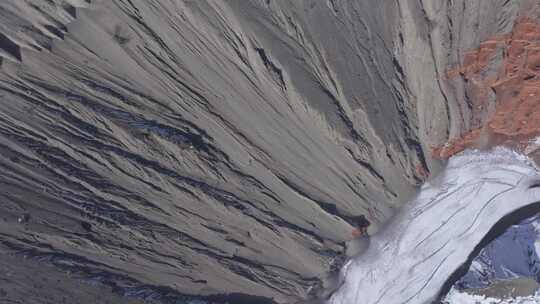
[329,148,540,304]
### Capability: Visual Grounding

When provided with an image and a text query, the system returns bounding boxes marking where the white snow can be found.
[329,148,540,304]
[445,288,540,304]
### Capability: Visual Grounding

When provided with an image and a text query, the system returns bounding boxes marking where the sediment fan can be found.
[330,148,540,304]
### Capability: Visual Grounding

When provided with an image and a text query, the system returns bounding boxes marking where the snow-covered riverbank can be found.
[445,288,540,304]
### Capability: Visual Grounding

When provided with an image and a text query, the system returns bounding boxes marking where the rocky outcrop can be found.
[433,2,540,160]
[0,0,535,303]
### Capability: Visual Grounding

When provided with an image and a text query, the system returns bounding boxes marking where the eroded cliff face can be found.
[0,0,532,303]
[433,2,540,160]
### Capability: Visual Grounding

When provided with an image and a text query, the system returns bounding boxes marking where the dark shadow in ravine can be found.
[436,193,540,302]
[0,32,22,62]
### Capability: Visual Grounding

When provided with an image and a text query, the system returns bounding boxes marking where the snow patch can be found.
[445,288,540,304]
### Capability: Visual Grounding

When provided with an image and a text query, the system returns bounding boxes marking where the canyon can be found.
[1,1,540,303]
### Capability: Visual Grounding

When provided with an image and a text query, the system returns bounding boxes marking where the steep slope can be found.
[0,0,534,303]
[435,13,540,159]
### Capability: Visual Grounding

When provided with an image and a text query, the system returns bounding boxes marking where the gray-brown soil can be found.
[0,0,535,303]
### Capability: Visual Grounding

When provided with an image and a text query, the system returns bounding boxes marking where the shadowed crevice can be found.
[436,199,540,301]
[0,32,22,62]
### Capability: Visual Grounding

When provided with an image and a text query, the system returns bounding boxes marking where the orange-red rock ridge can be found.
[434,17,540,159]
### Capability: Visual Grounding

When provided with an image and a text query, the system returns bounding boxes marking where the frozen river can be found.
[329,148,540,304]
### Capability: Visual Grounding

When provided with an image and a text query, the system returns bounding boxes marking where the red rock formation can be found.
[435,17,540,159]
[351,228,363,238]
[414,162,430,181]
